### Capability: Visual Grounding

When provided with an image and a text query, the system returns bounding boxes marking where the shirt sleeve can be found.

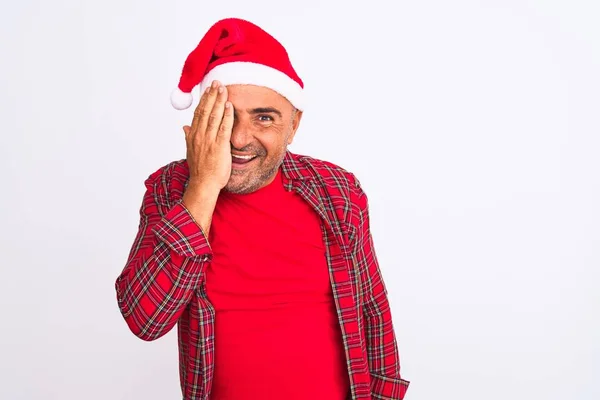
[115,168,212,341]
[352,176,410,399]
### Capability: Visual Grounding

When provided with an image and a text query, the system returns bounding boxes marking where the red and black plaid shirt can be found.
[115,151,409,399]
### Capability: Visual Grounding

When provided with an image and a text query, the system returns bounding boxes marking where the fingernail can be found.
[218,86,224,93]
[212,81,218,88]
[225,102,231,108]
[205,87,210,94]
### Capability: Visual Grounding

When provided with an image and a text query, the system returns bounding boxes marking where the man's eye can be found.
[258,115,273,122]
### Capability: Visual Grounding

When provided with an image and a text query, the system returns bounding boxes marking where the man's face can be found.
[223,84,302,194]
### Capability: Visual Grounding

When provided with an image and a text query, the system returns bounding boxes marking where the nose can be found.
[230,118,253,151]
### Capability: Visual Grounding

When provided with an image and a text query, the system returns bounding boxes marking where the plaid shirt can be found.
[115,151,409,399]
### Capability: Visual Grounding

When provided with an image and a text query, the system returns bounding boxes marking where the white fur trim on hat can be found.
[199,61,304,110]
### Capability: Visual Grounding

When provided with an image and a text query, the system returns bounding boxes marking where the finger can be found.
[195,80,221,139]
[216,101,234,144]
[183,125,192,159]
[206,84,228,140]
[191,86,211,133]
[183,125,191,143]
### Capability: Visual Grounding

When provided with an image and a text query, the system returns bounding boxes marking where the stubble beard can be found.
[223,137,290,195]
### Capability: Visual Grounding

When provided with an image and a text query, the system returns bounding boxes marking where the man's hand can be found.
[181,80,234,235]
[183,80,234,192]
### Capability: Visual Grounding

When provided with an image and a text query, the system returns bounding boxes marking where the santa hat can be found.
[170,18,304,111]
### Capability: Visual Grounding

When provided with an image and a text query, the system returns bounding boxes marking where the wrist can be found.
[182,181,220,235]
[185,179,222,199]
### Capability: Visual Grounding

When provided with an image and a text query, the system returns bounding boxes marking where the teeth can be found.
[232,154,255,160]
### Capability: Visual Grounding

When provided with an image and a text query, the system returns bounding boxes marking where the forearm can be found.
[363,261,410,399]
[365,289,401,376]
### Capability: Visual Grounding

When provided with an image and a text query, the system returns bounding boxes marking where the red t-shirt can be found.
[205,168,350,400]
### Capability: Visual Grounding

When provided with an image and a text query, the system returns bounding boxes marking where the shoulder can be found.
[144,158,188,185]
[143,159,189,204]
[288,152,368,205]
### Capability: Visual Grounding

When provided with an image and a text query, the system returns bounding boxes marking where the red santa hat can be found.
[170,18,304,111]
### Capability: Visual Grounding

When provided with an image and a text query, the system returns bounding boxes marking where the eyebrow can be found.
[247,107,282,118]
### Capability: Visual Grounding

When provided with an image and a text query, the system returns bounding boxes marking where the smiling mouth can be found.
[231,154,258,165]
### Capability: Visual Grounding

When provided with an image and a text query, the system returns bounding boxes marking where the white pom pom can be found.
[170,87,193,110]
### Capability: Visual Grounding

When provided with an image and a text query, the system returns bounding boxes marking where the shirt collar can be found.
[280,150,314,182]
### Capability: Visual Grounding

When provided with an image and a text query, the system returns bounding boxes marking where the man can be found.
[115,17,409,400]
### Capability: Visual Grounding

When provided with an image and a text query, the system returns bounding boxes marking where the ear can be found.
[287,109,303,144]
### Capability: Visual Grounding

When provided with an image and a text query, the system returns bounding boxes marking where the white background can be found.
[1,0,598,399]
